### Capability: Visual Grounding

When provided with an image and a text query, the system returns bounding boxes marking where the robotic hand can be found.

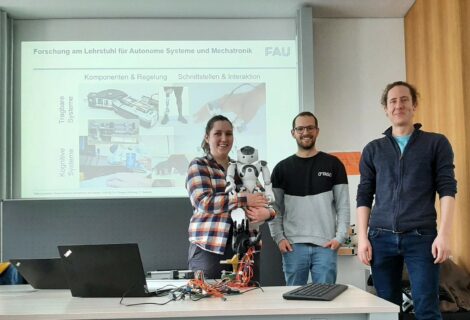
[232,219,262,259]
[193,83,266,133]
[220,212,261,282]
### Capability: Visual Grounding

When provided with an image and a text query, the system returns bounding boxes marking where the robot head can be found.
[237,146,258,165]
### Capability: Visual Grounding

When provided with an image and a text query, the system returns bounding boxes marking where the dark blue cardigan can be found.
[357,124,457,232]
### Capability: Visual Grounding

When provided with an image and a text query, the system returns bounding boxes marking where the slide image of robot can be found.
[85,86,189,129]
[87,89,159,128]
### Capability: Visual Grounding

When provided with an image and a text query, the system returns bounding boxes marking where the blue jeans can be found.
[369,228,441,320]
[282,243,337,285]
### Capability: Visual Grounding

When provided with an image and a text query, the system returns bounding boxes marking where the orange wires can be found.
[187,271,226,299]
[230,246,255,288]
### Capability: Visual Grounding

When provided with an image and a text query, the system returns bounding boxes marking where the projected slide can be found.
[21,41,298,199]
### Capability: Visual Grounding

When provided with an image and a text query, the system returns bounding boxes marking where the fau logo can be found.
[265,47,291,56]
[318,171,332,177]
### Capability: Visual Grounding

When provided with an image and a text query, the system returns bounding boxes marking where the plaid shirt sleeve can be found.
[186,156,249,254]
[186,157,246,214]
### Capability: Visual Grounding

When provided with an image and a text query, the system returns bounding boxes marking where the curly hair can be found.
[381,81,419,107]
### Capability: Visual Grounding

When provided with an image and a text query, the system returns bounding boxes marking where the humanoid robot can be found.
[225,146,275,258]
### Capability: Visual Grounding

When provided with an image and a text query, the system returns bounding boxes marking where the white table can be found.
[0,284,398,320]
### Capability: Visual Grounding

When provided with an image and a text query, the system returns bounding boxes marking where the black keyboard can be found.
[282,283,348,301]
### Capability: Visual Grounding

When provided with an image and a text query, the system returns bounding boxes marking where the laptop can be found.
[57,243,154,297]
[9,258,69,289]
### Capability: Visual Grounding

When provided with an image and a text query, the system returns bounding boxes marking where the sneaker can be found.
[178,115,188,124]
[161,114,169,125]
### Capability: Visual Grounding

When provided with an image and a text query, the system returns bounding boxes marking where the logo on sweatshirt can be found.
[318,171,332,177]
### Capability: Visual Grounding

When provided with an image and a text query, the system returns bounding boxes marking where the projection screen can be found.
[14,18,301,199]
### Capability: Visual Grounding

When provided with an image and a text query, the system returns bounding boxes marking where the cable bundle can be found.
[187,271,227,299]
[188,247,258,300]
[230,246,255,288]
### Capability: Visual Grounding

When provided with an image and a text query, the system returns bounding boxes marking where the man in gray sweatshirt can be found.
[268,111,350,285]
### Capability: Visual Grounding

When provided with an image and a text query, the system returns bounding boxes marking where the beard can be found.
[296,136,316,150]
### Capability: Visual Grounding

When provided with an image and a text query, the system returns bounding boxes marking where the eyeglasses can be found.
[293,125,318,133]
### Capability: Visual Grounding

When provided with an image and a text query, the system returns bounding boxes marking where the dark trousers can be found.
[188,242,235,280]
[369,228,441,320]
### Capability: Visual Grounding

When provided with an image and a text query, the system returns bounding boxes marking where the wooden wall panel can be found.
[460,0,470,274]
[405,0,470,273]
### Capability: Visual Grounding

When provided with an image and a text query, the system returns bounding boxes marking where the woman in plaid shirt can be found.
[187,115,275,279]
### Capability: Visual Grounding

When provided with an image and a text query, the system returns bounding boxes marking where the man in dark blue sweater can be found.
[356,81,457,320]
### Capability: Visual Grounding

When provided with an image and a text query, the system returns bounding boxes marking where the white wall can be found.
[312,18,406,289]
[314,18,405,152]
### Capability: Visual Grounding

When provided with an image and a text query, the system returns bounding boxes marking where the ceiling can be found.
[0,0,415,19]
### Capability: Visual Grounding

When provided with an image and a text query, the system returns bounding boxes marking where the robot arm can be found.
[225,161,237,194]
[260,160,275,203]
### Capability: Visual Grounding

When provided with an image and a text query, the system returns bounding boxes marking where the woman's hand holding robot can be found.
[244,193,268,207]
[245,207,272,225]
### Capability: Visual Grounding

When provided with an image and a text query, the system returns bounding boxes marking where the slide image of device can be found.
[79,137,140,182]
[190,83,266,133]
[151,154,189,176]
[78,134,188,190]
[87,119,139,145]
[160,86,188,125]
[87,89,159,128]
